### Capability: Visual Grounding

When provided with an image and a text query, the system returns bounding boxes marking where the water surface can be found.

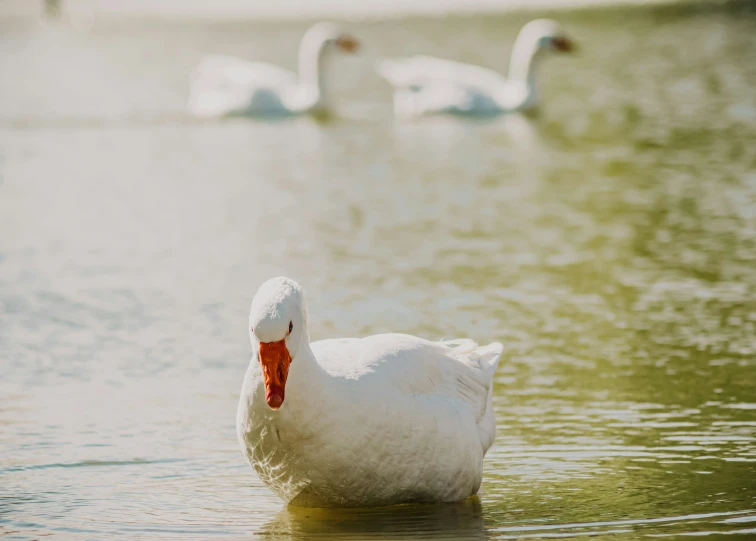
[2,2,756,539]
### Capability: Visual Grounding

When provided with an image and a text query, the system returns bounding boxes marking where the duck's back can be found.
[312,334,502,453]
[272,334,502,507]
[241,333,503,507]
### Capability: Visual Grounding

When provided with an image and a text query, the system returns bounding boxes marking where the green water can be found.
[1,1,755,539]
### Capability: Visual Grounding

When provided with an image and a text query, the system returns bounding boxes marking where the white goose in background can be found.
[376,19,575,117]
[187,23,358,118]
[237,277,503,508]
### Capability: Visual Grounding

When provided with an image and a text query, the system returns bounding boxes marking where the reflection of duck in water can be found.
[45,0,60,17]
[389,114,542,171]
[257,498,488,540]
[238,277,502,507]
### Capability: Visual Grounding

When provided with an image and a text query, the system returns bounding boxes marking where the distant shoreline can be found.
[1,0,718,22]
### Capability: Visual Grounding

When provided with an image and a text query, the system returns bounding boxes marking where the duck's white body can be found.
[376,19,573,118]
[237,278,503,508]
[188,23,357,118]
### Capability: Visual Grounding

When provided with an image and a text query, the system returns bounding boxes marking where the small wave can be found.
[0,458,185,474]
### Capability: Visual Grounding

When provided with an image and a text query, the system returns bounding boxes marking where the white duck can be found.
[188,22,358,118]
[237,277,503,508]
[376,19,575,117]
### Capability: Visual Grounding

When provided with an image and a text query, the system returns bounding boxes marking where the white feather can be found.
[237,277,503,507]
[375,19,573,117]
[188,22,355,118]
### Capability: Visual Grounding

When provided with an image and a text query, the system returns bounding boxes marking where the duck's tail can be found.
[475,341,504,380]
[439,339,502,377]
[440,339,503,454]
[374,58,403,86]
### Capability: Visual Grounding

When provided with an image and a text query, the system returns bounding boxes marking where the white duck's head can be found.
[517,19,575,54]
[249,277,308,410]
[301,22,360,55]
[508,19,575,84]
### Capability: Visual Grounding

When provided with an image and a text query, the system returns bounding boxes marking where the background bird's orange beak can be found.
[335,35,359,53]
[258,339,292,410]
[553,36,576,53]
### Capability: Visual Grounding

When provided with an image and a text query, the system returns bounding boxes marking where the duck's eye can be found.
[250,326,254,332]
[289,321,293,334]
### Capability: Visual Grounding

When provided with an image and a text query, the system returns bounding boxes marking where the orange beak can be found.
[335,35,359,53]
[552,36,576,53]
[258,339,292,410]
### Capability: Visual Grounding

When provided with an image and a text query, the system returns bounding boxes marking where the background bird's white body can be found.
[188,55,300,117]
[188,23,353,118]
[376,19,571,117]
[377,56,527,117]
[237,278,503,508]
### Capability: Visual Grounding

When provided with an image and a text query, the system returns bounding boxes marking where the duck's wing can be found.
[188,55,297,118]
[440,338,503,452]
[434,337,503,452]
[191,55,297,88]
[376,56,507,93]
[313,334,503,452]
[392,83,502,117]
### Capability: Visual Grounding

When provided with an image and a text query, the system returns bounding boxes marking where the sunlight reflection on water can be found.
[1,1,756,539]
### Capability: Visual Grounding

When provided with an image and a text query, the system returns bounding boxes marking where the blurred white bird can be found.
[188,22,358,119]
[376,19,575,118]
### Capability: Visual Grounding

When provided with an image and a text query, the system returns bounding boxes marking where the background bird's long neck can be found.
[504,32,546,111]
[297,35,330,107]
[507,33,544,89]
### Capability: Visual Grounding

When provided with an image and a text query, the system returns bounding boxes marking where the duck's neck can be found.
[297,34,331,111]
[286,337,328,405]
[506,33,546,107]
